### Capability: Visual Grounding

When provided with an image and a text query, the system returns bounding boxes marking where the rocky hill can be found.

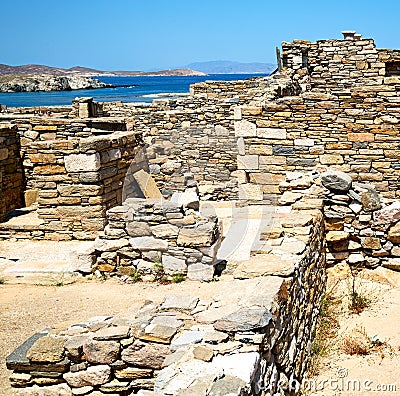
[0,64,205,77]
[0,74,114,92]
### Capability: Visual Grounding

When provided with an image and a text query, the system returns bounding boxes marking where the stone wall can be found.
[278,169,400,272]
[6,209,326,395]
[235,33,400,203]
[0,123,24,222]
[0,129,144,241]
[90,197,221,281]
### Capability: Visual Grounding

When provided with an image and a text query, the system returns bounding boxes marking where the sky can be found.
[1,0,400,71]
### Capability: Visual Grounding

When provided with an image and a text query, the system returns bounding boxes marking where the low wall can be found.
[6,209,326,395]
[91,197,221,281]
[0,123,24,221]
[278,169,400,272]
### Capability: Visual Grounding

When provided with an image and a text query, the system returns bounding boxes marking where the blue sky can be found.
[1,0,400,71]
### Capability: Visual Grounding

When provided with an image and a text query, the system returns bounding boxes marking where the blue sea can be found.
[0,74,268,108]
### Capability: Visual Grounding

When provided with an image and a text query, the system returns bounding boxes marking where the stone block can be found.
[63,365,111,387]
[133,169,163,199]
[130,236,168,251]
[26,336,66,363]
[294,138,314,146]
[0,148,9,160]
[348,132,374,142]
[83,340,120,364]
[320,154,344,165]
[238,184,263,201]
[234,120,256,137]
[121,341,170,369]
[257,128,287,139]
[272,146,294,156]
[177,223,216,247]
[187,262,214,281]
[64,153,101,172]
[162,255,187,274]
[237,155,258,170]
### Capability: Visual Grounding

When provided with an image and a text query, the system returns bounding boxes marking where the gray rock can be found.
[130,236,168,251]
[170,331,205,351]
[214,307,273,332]
[361,190,381,212]
[162,255,187,274]
[208,375,247,396]
[93,326,130,340]
[171,190,200,210]
[161,294,199,311]
[126,221,152,237]
[321,170,352,192]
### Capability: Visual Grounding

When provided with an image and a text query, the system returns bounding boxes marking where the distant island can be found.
[185,60,276,74]
[0,61,275,93]
[0,64,206,77]
[0,74,114,93]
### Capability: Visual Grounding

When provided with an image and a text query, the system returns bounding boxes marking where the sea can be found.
[0,74,269,108]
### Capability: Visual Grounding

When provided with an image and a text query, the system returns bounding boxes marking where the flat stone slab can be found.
[6,328,50,370]
[161,295,199,311]
[214,308,273,332]
[233,254,296,278]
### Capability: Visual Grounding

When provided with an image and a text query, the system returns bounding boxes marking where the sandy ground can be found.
[308,267,400,396]
[0,278,236,395]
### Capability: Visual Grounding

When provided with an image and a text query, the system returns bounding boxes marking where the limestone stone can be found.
[93,326,130,340]
[126,221,152,237]
[208,375,246,396]
[326,231,350,243]
[212,352,260,382]
[171,190,199,210]
[114,367,153,379]
[151,224,179,238]
[233,254,296,278]
[388,223,400,244]
[63,365,111,387]
[64,335,90,359]
[121,340,170,369]
[130,236,168,251]
[171,331,205,351]
[348,253,365,264]
[187,262,214,281]
[238,183,263,201]
[162,255,187,274]
[161,294,199,311]
[140,323,178,344]
[214,308,272,333]
[237,155,258,170]
[177,223,216,247]
[361,237,381,250]
[278,191,302,205]
[83,340,119,364]
[26,336,66,363]
[64,153,101,172]
[234,120,256,137]
[257,128,287,139]
[321,170,352,192]
[133,169,163,199]
[193,345,214,362]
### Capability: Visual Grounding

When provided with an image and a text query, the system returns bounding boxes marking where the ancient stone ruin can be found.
[2,31,400,395]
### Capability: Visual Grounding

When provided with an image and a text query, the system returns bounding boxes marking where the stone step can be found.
[0,240,94,285]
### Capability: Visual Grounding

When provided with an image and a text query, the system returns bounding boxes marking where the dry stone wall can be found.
[278,169,400,272]
[91,197,222,281]
[6,209,326,395]
[0,123,24,222]
[236,33,400,203]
